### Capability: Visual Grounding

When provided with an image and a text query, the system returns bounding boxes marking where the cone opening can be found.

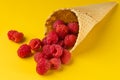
[45,9,78,35]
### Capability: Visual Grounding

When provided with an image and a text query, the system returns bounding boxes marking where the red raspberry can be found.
[64,34,77,48]
[36,58,50,75]
[42,45,53,59]
[17,44,31,58]
[68,22,79,34]
[46,31,58,45]
[50,44,63,58]
[53,20,65,29]
[7,30,24,43]
[55,24,69,39]
[49,58,61,70]
[34,52,45,63]
[61,49,71,64]
[29,38,41,51]
[41,37,47,46]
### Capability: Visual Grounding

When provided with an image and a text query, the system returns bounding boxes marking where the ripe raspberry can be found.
[50,44,63,58]
[61,49,71,64]
[41,37,47,46]
[17,44,31,58]
[29,38,41,51]
[49,58,61,70]
[36,58,50,75]
[55,24,69,39]
[42,45,53,59]
[53,20,65,29]
[46,31,58,45]
[7,30,24,43]
[34,52,45,63]
[68,22,79,34]
[64,34,77,48]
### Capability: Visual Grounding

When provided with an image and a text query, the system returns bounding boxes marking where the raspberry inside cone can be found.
[34,10,79,75]
[35,18,78,74]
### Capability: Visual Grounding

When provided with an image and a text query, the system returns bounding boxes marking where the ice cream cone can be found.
[45,2,117,53]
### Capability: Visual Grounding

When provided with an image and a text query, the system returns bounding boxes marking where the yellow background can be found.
[0,0,120,80]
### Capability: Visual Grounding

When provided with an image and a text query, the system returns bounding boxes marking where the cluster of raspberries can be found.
[7,20,79,75]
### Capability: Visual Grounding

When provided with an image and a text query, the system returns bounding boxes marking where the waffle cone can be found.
[45,2,117,53]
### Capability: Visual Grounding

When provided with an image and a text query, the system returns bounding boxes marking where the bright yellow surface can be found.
[0,0,120,80]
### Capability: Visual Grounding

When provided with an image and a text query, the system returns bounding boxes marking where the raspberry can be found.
[53,20,65,29]
[46,31,58,45]
[55,24,69,39]
[36,58,50,75]
[61,49,71,64]
[29,38,41,51]
[7,30,24,43]
[34,52,45,63]
[42,45,53,59]
[17,44,31,58]
[41,37,47,46]
[64,34,77,48]
[49,58,61,70]
[50,44,63,58]
[68,22,79,34]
